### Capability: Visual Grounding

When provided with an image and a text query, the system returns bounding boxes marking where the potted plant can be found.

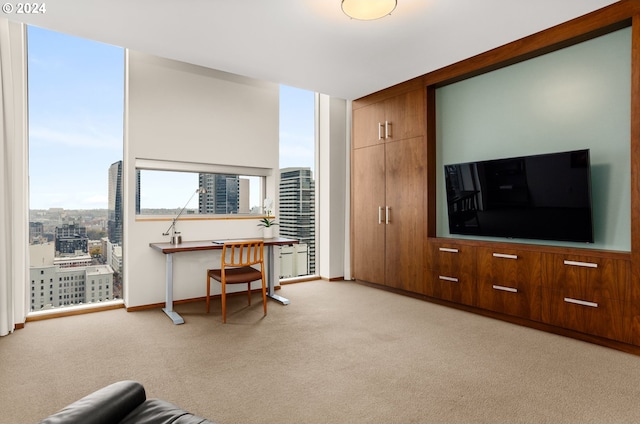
[258,198,278,238]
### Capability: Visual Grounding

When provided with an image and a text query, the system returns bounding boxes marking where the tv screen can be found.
[444,149,594,243]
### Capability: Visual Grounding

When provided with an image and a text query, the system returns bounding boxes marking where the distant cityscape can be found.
[28,163,315,312]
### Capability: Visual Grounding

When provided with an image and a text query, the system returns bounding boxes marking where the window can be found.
[27,26,123,311]
[136,170,265,215]
[278,86,317,279]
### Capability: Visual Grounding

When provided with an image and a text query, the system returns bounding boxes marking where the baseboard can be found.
[125,286,282,312]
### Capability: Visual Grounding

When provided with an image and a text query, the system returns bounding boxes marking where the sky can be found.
[27,26,315,211]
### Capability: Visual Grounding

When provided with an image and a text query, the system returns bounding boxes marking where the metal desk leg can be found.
[162,253,185,324]
[266,244,290,305]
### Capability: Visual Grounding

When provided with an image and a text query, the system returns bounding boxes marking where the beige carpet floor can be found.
[2,280,640,424]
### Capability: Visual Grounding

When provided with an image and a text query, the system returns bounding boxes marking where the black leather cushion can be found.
[120,399,216,424]
[38,380,147,424]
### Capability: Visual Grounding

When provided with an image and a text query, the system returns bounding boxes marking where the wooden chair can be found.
[206,240,266,323]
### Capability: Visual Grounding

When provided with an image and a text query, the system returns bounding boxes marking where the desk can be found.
[150,237,298,324]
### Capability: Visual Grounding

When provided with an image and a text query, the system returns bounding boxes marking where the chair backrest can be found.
[221,240,264,268]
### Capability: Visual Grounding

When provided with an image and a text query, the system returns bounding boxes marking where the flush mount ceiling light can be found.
[341,0,397,20]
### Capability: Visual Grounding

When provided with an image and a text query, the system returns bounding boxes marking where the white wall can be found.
[318,94,348,280]
[123,51,279,308]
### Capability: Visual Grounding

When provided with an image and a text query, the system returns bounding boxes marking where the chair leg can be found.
[221,281,226,324]
[247,283,252,305]
[206,273,211,314]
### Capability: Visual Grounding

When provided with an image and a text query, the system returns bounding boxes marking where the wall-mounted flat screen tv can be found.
[444,149,594,243]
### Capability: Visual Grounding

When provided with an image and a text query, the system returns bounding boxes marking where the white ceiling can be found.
[7,0,619,100]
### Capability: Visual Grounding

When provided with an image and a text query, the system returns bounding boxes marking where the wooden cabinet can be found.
[352,89,425,149]
[351,81,636,349]
[351,87,427,293]
[351,144,385,285]
[384,137,427,293]
[541,254,631,342]
[476,247,542,321]
[426,241,475,305]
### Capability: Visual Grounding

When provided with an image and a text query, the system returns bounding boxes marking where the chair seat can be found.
[206,240,266,322]
[208,266,263,284]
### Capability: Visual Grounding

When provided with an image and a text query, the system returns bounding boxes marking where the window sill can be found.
[26,299,125,322]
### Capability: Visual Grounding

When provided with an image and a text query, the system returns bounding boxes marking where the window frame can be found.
[134,158,272,218]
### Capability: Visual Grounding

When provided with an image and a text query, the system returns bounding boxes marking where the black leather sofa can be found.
[38,380,217,424]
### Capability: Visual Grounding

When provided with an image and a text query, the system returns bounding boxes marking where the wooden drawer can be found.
[476,247,542,285]
[427,241,475,275]
[476,248,542,320]
[426,271,475,306]
[543,254,630,302]
[476,281,541,321]
[541,288,629,342]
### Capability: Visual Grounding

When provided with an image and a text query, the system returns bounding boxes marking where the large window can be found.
[27,27,124,311]
[136,170,264,215]
[278,86,316,279]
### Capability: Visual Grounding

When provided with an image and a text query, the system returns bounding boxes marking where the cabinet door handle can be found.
[564,297,598,308]
[439,276,459,283]
[378,122,384,140]
[492,284,518,293]
[439,247,459,253]
[378,206,383,224]
[493,253,518,260]
[385,206,390,224]
[385,120,391,139]
[563,260,598,268]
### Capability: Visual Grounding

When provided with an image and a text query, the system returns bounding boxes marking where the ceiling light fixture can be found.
[341,0,397,21]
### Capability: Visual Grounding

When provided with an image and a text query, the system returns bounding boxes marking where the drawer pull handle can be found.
[439,276,459,283]
[492,284,518,293]
[564,297,598,308]
[439,248,459,253]
[493,253,518,260]
[563,260,598,268]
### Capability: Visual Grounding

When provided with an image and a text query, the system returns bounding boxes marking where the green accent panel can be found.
[436,27,631,251]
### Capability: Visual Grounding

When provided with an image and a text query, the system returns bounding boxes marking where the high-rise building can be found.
[108,161,123,244]
[29,221,44,243]
[29,264,114,311]
[279,167,315,275]
[55,223,88,256]
[198,174,240,214]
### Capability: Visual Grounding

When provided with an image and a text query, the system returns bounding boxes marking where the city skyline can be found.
[27,26,315,211]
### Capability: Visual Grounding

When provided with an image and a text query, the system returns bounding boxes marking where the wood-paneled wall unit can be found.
[352,82,428,293]
[351,0,640,354]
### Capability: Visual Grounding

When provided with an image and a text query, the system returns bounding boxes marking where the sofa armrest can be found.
[120,399,218,424]
[38,380,147,424]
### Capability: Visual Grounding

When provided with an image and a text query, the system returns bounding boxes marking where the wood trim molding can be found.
[629,13,640,344]
[125,286,282,312]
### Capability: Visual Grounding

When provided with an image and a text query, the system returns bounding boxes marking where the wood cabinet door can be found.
[384,136,427,293]
[352,101,386,150]
[384,89,426,143]
[351,144,386,284]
